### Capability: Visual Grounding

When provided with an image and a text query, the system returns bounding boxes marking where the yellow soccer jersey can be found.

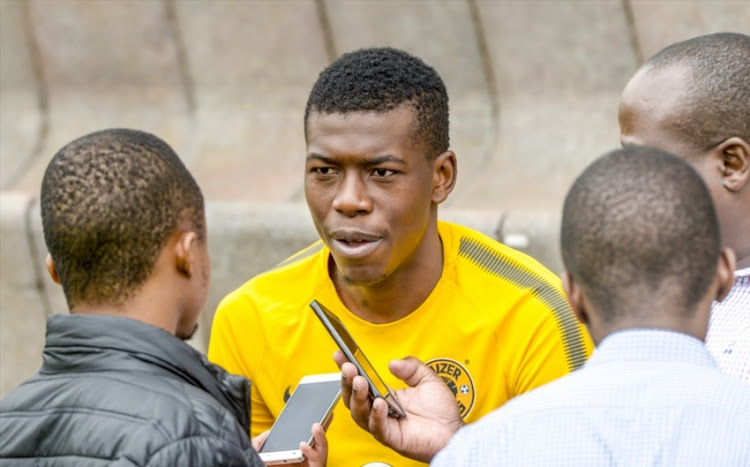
[209,221,593,467]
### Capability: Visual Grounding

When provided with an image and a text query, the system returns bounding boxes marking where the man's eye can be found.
[372,168,395,177]
[314,167,335,175]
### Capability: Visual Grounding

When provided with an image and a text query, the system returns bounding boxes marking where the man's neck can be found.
[333,232,444,324]
[725,200,750,269]
[736,251,750,270]
[71,285,179,337]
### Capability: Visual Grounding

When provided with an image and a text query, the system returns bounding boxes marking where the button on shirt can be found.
[431,329,750,467]
[706,266,750,383]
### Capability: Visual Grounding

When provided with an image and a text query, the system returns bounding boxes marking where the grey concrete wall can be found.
[1,0,748,397]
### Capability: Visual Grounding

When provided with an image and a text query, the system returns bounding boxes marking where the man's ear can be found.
[431,150,457,204]
[716,137,749,192]
[715,247,737,302]
[45,253,61,284]
[174,231,197,277]
[562,272,588,326]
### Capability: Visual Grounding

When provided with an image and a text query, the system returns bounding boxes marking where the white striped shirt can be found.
[432,329,750,467]
[706,266,750,383]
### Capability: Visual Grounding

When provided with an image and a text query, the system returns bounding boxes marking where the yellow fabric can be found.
[209,221,593,467]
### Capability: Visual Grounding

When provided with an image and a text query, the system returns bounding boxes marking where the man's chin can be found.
[337,268,387,287]
[329,254,388,287]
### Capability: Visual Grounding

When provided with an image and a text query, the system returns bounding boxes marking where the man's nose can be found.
[331,172,373,216]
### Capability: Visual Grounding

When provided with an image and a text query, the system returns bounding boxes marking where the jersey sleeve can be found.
[508,286,593,396]
[208,291,275,437]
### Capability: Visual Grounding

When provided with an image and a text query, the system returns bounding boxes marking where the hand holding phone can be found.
[258,373,341,465]
[336,354,463,463]
[310,300,406,419]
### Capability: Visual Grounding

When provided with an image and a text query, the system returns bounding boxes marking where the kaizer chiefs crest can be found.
[426,358,475,418]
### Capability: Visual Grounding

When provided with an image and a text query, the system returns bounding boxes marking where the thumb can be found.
[388,356,440,387]
[251,430,269,451]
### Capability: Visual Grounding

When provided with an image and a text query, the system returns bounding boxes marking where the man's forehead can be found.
[308,103,416,119]
[622,64,690,105]
[306,106,418,137]
[619,66,691,136]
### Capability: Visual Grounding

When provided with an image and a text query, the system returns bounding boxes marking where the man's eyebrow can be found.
[306,153,407,165]
[368,154,407,166]
[306,152,334,163]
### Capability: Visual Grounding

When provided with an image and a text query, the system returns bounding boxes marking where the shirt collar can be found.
[586,328,717,369]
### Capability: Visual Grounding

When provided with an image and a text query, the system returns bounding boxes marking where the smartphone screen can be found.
[310,300,406,418]
[258,373,341,464]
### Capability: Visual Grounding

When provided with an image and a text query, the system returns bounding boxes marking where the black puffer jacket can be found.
[0,314,264,466]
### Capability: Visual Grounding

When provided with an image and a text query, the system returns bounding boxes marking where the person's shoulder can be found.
[163,382,263,465]
[110,369,252,445]
[440,221,565,310]
[698,368,750,409]
[0,368,255,463]
[1,369,191,416]
[240,240,327,290]
[169,381,250,436]
[128,380,259,467]
[439,220,573,320]
[132,375,258,464]
[498,368,583,413]
[442,221,562,285]
[437,376,569,453]
[216,240,329,317]
[0,372,212,440]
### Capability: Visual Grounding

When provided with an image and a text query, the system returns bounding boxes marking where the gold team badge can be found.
[426,358,475,418]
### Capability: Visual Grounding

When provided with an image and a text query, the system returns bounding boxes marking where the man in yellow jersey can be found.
[208,47,593,467]
[336,147,750,465]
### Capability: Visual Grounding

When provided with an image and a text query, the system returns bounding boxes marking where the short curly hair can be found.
[643,32,750,154]
[561,146,720,321]
[304,47,449,159]
[41,128,204,308]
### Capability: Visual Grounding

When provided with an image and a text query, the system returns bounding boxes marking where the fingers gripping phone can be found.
[258,373,341,464]
[310,300,407,419]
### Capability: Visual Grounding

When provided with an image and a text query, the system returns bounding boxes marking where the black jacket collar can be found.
[43,313,251,432]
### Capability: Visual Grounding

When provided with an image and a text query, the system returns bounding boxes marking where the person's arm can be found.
[334,351,462,463]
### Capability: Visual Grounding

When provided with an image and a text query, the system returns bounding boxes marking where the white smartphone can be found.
[310,300,406,419]
[258,372,341,465]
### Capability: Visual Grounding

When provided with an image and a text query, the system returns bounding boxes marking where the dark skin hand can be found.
[333,350,463,463]
[252,418,332,467]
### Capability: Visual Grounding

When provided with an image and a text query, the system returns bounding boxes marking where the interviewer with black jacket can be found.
[0,129,326,466]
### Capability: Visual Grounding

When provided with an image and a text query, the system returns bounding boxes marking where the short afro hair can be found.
[41,128,204,308]
[643,32,750,154]
[304,47,449,159]
[561,146,720,322]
